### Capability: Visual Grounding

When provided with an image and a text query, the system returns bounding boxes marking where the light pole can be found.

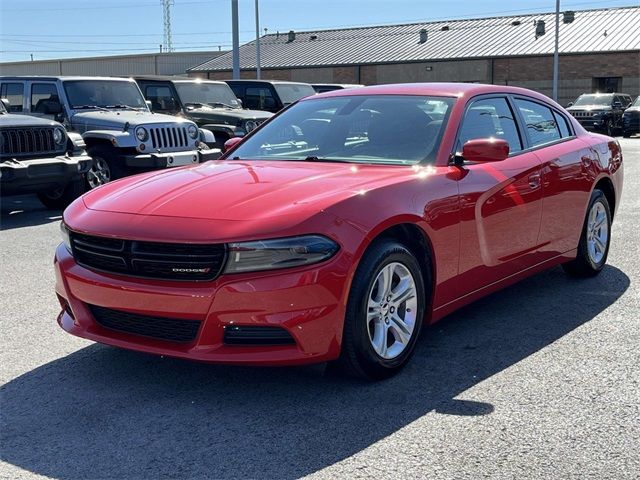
[552,0,560,102]
[255,0,261,79]
[232,0,240,79]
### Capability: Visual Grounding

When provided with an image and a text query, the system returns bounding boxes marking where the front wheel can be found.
[37,178,84,210]
[605,119,614,137]
[562,189,611,277]
[86,145,127,189]
[334,240,427,380]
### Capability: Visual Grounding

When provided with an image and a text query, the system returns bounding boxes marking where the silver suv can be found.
[0,76,218,189]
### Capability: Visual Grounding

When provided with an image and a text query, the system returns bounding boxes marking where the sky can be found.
[0,0,637,62]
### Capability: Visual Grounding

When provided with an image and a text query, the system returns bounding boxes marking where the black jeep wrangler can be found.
[566,92,632,136]
[0,99,92,209]
[134,76,273,149]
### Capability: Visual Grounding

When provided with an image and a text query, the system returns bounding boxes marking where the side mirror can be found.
[613,101,623,109]
[43,101,63,115]
[236,98,243,108]
[628,102,634,109]
[223,136,242,152]
[1,98,10,110]
[145,100,153,111]
[462,138,510,163]
[567,102,574,107]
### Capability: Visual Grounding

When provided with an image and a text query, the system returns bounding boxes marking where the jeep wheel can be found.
[37,179,84,210]
[86,145,127,189]
[605,119,614,137]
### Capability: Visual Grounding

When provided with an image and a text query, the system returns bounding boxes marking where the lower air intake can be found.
[223,326,295,345]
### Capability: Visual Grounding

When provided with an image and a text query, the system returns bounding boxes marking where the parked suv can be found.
[0,76,217,189]
[224,80,316,113]
[566,92,632,136]
[134,76,272,149]
[622,96,640,138]
[0,99,92,209]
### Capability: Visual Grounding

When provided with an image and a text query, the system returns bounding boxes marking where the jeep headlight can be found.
[53,127,66,145]
[244,120,258,132]
[187,124,198,139]
[223,235,339,274]
[135,126,149,142]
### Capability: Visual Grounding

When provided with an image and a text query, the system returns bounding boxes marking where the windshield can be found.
[573,93,614,107]
[175,82,240,108]
[63,80,147,109]
[0,101,6,113]
[228,95,455,165]
[273,83,316,105]
[633,96,640,107]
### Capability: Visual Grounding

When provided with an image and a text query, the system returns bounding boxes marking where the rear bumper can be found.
[0,153,92,196]
[54,244,349,366]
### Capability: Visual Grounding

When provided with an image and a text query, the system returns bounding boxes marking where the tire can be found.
[605,119,614,137]
[622,130,631,138]
[37,178,84,210]
[333,239,427,380]
[562,189,611,277]
[86,145,128,190]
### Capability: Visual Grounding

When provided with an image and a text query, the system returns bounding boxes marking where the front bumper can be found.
[54,244,349,366]
[575,117,608,132]
[0,153,92,196]
[123,149,220,169]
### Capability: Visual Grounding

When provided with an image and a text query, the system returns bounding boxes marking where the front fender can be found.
[82,130,134,148]
[198,128,216,144]
[201,124,238,138]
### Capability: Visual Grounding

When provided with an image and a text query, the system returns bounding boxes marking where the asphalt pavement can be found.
[1,138,638,480]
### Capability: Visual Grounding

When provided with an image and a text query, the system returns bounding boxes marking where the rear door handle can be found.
[528,173,541,189]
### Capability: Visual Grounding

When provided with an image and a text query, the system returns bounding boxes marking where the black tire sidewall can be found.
[580,190,611,271]
[345,241,426,377]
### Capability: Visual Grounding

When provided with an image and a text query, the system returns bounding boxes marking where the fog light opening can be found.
[57,294,75,320]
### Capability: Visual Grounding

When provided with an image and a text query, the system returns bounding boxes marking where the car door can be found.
[455,95,545,295]
[0,81,26,113]
[27,82,63,120]
[140,82,180,115]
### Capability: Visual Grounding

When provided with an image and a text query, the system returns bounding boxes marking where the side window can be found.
[245,86,276,110]
[514,98,561,147]
[458,97,522,153]
[31,83,60,113]
[228,84,243,99]
[1,83,24,112]
[553,111,572,138]
[144,85,179,113]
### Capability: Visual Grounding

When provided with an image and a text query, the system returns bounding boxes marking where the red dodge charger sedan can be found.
[55,83,623,379]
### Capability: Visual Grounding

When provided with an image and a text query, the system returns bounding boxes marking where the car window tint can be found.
[31,83,59,113]
[458,97,522,153]
[515,99,561,147]
[553,111,571,138]
[1,83,24,112]
[245,86,276,110]
[145,85,179,113]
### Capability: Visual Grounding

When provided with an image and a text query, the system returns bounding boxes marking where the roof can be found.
[190,6,640,72]
[132,75,226,83]
[0,76,137,82]
[223,79,314,85]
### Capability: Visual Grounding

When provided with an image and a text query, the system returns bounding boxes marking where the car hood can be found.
[623,106,640,114]
[0,113,61,128]
[71,110,193,130]
[81,160,415,221]
[186,106,273,123]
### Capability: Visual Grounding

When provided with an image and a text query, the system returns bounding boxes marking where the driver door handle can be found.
[528,173,541,189]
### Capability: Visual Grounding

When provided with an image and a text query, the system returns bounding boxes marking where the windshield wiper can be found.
[73,105,108,111]
[208,102,237,109]
[184,102,208,109]
[104,104,144,110]
[303,156,352,163]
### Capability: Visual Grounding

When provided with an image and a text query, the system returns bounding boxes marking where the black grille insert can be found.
[1,127,61,156]
[70,232,226,281]
[89,304,201,343]
[224,326,296,346]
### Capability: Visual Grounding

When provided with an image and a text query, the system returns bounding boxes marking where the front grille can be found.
[570,111,592,119]
[149,125,190,150]
[224,326,296,345]
[70,232,226,281]
[0,127,61,156]
[89,304,201,343]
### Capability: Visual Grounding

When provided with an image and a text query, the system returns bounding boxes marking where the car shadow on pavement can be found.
[0,195,63,230]
[0,265,629,479]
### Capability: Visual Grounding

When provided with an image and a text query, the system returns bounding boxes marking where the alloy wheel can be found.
[87,157,111,189]
[586,200,609,265]
[366,262,418,360]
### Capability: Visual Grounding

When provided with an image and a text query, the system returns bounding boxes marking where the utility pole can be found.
[162,0,174,53]
[255,0,261,79]
[552,0,560,102]
[232,0,240,79]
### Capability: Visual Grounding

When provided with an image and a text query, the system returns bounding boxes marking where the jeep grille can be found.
[149,125,190,151]
[0,127,62,157]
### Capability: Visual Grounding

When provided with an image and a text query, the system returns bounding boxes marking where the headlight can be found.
[223,235,339,274]
[187,124,198,139]
[135,126,149,142]
[244,120,257,132]
[60,222,72,253]
[53,127,66,145]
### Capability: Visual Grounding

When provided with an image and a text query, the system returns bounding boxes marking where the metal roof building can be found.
[190,6,640,106]
[0,51,227,77]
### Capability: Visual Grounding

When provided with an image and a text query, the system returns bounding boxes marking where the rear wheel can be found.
[86,145,127,189]
[37,178,84,210]
[562,189,611,277]
[334,240,427,380]
[622,130,631,138]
